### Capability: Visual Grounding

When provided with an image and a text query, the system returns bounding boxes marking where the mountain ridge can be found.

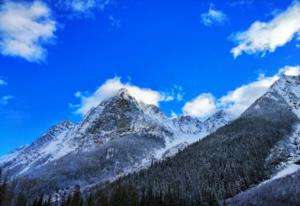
[0,88,233,202]
[1,74,299,205]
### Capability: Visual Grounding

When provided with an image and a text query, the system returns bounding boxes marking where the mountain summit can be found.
[73,88,175,148]
[243,74,300,120]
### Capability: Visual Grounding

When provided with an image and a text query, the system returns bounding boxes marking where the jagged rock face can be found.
[72,89,175,148]
[80,90,142,134]
[271,75,300,118]
[202,110,232,134]
[73,90,147,146]
[174,115,202,134]
[173,111,232,135]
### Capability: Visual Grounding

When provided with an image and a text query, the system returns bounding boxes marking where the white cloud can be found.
[183,66,299,118]
[183,93,217,118]
[219,74,279,116]
[280,65,300,76]
[201,4,228,27]
[74,77,178,115]
[231,1,300,58]
[0,1,56,62]
[228,0,254,7]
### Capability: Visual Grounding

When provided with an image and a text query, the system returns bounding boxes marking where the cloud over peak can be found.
[74,77,180,115]
[0,1,56,62]
[280,65,300,76]
[231,1,300,58]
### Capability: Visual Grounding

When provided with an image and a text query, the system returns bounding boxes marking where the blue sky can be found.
[1,0,300,155]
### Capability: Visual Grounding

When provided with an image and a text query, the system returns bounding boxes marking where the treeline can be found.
[0,170,89,206]
[97,183,219,206]
[2,172,200,206]
[0,170,51,206]
[61,183,218,206]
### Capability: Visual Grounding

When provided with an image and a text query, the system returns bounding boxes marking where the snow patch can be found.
[271,164,300,180]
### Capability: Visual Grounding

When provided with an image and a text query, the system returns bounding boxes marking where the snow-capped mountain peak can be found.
[0,88,232,196]
[72,88,173,148]
[242,74,300,120]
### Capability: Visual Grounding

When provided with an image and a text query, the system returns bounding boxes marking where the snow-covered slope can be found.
[243,74,300,120]
[267,123,300,179]
[268,74,300,118]
[246,74,300,174]
[160,110,232,159]
[0,121,75,176]
[227,74,300,206]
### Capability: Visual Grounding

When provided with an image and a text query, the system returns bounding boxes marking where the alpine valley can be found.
[0,74,300,206]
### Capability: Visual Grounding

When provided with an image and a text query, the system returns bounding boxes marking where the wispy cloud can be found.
[57,0,111,14]
[201,3,228,27]
[109,15,121,29]
[228,0,254,7]
[0,78,13,105]
[0,78,7,86]
[0,1,56,62]
[0,95,13,105]
[231,1,300,58]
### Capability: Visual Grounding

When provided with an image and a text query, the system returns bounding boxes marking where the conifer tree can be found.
[71,185,83,206]
[16,192,27,206]
[87,194,93,206]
